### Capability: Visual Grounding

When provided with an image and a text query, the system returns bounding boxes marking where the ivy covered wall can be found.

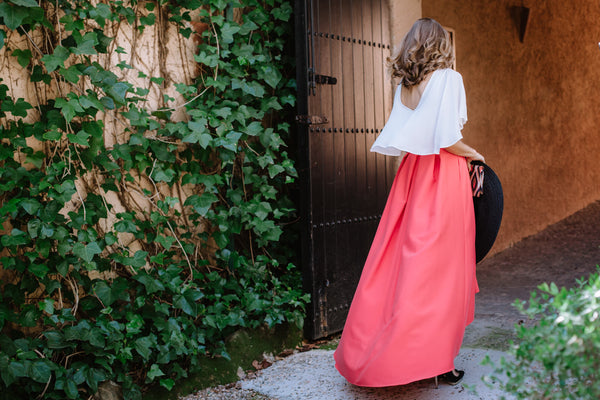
[0,0,307,398]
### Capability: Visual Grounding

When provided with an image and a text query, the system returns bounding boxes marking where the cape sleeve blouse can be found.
[370,68,467,156]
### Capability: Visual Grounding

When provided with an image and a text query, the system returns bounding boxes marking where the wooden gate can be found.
[295,0,396,339]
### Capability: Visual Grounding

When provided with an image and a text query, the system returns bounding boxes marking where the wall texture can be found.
[0,13,199,265]
[421,0,600,254]
[388,0,422,54]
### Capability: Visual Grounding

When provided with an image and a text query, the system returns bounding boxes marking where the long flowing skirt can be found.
[334,150,478,387]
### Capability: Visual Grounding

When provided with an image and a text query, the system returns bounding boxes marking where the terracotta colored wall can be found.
[388,0,422,54]
[419,0,600,254]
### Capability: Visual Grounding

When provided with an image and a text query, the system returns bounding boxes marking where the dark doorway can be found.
[295,0,396,339]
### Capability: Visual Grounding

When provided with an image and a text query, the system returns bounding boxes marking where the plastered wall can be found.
[412,1,600,254]
[0,10,202,273]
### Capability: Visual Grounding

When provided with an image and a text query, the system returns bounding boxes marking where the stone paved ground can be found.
[184,201,600,400]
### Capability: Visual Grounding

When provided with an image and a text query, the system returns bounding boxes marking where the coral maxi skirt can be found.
[334,150,478,387]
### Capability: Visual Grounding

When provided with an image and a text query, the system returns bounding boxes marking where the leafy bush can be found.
[0,0,307,399]
[484,271,600,399]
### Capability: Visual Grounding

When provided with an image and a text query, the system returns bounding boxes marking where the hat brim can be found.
[471,161,504,263]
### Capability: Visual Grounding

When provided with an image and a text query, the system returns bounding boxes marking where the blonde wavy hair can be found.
[389,18,454,88]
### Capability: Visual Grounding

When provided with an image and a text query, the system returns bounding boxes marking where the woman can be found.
[334,18,484,388]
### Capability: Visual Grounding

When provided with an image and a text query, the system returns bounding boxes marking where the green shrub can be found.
[484,270,600,399]
[0,0,307,399]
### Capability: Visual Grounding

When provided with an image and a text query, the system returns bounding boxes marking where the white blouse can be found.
[371,68,467,156]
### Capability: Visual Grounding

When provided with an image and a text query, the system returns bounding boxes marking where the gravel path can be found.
[183,348,511,400]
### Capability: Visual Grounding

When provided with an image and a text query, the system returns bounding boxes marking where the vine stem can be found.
[18,27,44,56]
[148,87,210,112]
[124,163,195,280]
[65,276,79,317]
[75,180,87,223]
[146,16,223,114]
[33,349,51,400]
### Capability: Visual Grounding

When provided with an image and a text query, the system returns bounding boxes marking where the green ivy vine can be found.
[0,0,307,399]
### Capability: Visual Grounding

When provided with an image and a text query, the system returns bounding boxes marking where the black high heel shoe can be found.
[434,369,464,388]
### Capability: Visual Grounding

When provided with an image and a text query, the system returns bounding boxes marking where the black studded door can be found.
[295,0,396,339]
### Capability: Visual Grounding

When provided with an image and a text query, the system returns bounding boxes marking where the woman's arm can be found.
[444,140,485,164]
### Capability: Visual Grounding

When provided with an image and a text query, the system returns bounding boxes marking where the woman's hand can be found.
[467,152,485,164]
[445,140,484,164]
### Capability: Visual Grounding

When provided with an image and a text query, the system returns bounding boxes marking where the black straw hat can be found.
[471,161,504,263]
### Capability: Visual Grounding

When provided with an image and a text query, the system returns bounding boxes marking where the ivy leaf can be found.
[1,229,28,247]
[55,97,84,123]
[99,96,115,110]
[232,78,265,98]
[272,4,293,21]
[82,121,103,138]
[134,273,165,294]
[178,289,203,316]
[28,264,49,278]
[90,4,112,28]
[211,0,228,11]
[73,242,102,263]
[184,193,218,216]
[146,364,164,381]
[72,32,98,55]
[114,219,137,233]
[93,281,115,306]
[106,82,130,105]
[27,219,41,238]
[134,336,153,361]
[30,360,53,383]
[79,93,105,111]
[182,118,211,146]
[41,46,70,73]
[239,19,259,35]
[268,164,285,178]
[257,65,282,89]
[67,130,91,146]
[194,50,218,67]
[21,199,41,215]
[160,379,175,391]
[220,22,240,44]
[30,65,51,84]
[245,121,263,136]
[39,298,55,314]
[1,98,32,117]
[7,361,26,381]
[44,331,68,349]
[59,14,84,31]
[0,29,5,50]
[84,367,106,393]
[43,128,62,141]
[12,48,32,68]
[8,0,40,7]
[126,314,143,335]
[131,250,147,268]
[140,13,155,26]
[73,39,98,55]
[254,202,272,221]
[0,3,29,30]
[59,65,81,84]
[151,165,176,183]
[65,379,78,399]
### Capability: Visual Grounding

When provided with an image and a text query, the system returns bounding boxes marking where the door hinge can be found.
[313,74,337,85]
[296,115,329,125]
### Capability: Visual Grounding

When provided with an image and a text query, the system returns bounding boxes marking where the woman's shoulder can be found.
[430,69,464,91]
[435,68,463,80]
